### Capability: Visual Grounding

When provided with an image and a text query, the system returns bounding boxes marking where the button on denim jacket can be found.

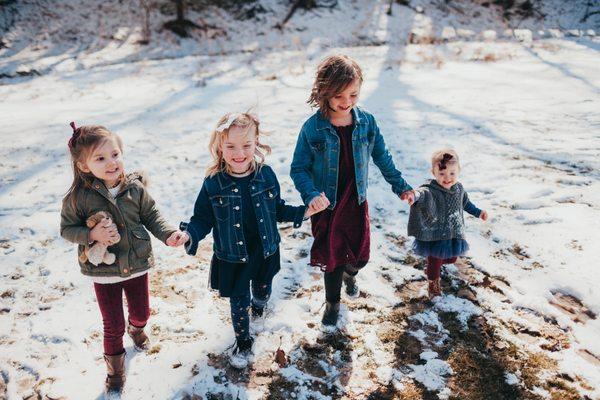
[181,165,306,263]
[290,107,412,208]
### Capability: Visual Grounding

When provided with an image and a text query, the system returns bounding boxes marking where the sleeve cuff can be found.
[293,206,307,228]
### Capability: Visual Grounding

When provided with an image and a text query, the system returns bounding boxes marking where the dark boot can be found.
[229,337,254,369]
[343,272,359,298]
[251,303,264,318]
[127,322,149,351]
[321,302,340,326]
[104,351,126,392]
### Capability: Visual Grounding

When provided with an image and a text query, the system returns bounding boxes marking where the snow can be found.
[1,0,599,399]
[409,351,453,392]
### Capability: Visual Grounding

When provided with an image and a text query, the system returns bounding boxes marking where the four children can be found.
[60,55,487,392]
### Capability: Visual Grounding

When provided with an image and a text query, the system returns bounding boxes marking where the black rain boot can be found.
[343,272,359,298]
[321,302,340,326]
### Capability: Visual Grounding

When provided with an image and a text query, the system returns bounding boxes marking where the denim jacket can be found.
[290,107,412,208]
[181,165,306,263]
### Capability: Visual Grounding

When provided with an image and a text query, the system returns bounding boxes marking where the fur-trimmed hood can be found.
[124,170,149,187]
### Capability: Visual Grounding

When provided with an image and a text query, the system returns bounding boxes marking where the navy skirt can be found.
[412,238,469,259]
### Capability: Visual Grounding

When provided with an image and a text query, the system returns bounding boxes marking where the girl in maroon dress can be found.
[291,55,415,327]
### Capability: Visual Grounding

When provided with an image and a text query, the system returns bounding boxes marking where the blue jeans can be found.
[230,280,272,340]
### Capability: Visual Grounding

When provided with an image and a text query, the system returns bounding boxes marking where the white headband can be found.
[215,112,258,133]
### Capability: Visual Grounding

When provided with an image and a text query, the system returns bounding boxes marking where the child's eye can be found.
[97,157,104,161]
[334,95,342,99]
[351,94,357,98]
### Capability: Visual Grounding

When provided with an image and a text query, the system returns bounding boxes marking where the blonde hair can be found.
[308,55,363,120]
[64,125,124,208]
[431,148,460,171]
[206,112,271,177]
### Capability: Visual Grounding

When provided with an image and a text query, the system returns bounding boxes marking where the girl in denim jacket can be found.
[172,113,328,368]
[290,55,414,328]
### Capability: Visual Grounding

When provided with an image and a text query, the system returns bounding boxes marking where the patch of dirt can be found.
[550,291,597,324]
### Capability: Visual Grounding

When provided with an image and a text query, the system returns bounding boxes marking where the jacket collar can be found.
[216,166,266,189]
[426,179,458,194]
[315,107,366,131]
[90,172,142,200]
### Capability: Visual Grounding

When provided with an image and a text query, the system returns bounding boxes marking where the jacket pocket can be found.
[309,141,326,153]
[211,196,231,222]
[131,226,152,259]
[262,188,278,215]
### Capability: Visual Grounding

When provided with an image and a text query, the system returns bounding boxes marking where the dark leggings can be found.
[229,280,272,341]
[426,256,457,280]
[324,263,365,304]
[94,273,150,355]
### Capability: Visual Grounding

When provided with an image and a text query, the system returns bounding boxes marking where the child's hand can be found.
[480,210,488,221]
[89,218,119,247]
[400,190,415,206]
[166,230,189,247]
[305,192,330,217]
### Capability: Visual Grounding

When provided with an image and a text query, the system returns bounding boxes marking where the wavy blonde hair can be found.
[206,112,271,177]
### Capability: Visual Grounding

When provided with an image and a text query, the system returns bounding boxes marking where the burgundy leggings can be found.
[93,273,150,355]
[426,256,457,280]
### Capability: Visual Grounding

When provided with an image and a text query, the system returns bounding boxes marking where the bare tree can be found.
[138,0,151,44]
[163,0,200,38]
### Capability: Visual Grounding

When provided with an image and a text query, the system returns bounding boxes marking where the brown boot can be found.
[428,279,442,300]
[127,322,149,351]
[104,351,125,392]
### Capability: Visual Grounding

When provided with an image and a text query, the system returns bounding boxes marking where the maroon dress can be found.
[310,124,370,273]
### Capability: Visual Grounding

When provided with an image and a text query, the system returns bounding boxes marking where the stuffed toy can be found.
[79,211,121,266]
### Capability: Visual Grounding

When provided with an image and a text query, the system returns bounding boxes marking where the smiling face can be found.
[433,163,460,189]
[78,137,124,188]
[221,125,257,174]
[327,78,361,120]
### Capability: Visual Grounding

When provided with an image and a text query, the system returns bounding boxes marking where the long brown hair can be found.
[307,55,363,120]
[206,112,271,177]
[64,125,124,208]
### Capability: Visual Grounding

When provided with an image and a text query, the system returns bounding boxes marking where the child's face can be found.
[433,163,460,189]
[221,125,257,174]
[328,79,361,118]
[78,138,124,187]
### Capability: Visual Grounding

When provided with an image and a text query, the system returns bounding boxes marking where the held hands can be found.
[305,192,330,218]
[89,218,119,247]
[400,190,416,206]
[480,210,489,221]
[167,230,189,247]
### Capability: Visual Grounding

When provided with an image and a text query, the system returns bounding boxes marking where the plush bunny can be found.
[79,211,121,266]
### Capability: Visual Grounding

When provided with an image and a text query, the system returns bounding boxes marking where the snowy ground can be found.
[1,1,600,400]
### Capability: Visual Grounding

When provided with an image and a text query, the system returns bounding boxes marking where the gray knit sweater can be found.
[407,180,481,242]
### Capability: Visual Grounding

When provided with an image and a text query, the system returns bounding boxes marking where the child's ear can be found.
[77,161,90,173]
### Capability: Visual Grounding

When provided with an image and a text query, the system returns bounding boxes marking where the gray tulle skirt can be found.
[412,238,469,259]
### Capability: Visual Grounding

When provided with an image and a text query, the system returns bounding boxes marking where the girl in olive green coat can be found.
[60,123,183,393]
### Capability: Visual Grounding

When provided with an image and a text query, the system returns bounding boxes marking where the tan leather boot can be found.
[127,322,149,351]
[428,278,442,300]
[104,351,125,392]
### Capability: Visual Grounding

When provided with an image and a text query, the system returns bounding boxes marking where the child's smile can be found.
[433,163,459,189]
[78,138,124,188]
[221,125,257,174]
[328,79,361,119]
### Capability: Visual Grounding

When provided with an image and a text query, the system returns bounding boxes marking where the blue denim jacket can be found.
[290,107,412,208]
[181,165,306,263]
